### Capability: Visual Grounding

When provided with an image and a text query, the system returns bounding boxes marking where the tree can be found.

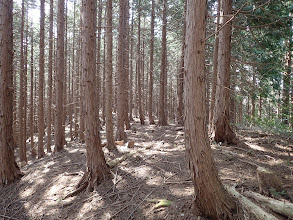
[158,0,168,126]
[78,0,111,192]
[209,0,221,130]
[55,0,65,152]
[47,0,54,153]
[38,0,46,158]
[115,0,129,141]
[176,0,186,126]
[105,0,116,149]
[30,26,36,158]
[0,0,23,185]
[136,0,145,125]
[19,0,27,164]
[148,0,155,125]
[212,0,238,144]
[184,0,235,218]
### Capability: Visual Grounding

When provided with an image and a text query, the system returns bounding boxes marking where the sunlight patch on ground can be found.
[246,142,268,152]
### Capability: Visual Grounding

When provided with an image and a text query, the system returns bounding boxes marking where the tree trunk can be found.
[116,0,129,141]
[212,0,238,144]
[129,12,134,121]
[282,44,291,125]
[47,0,54,153]
[30,25,36,158]
[19,0,27,164]
[177,0,186,126]
[136,0,145,125]
[148,0,155,125]
[209,0,221,130]
[55,0,66,152]
[74,25,81,138]
[0,0,23,185]
[105,0,116,149]
[184,0,235,218]
[158,0,168,126]
[38,0,46,158]
[79,0,111,192]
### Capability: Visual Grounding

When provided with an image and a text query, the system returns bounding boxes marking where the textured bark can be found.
[74,25,81,138]
[136,1,145,125]
[80,0,111,191]
[177,0,186,126]
[282,46,291,124]
[97,0,102,128]
[209,0,221,129]
[55,0,65,151]
[212,0,238,144]
[158,0,168,126]
[69,0,75,141]
[19,0,27,164]
[116,0,129,141]
[129,13,134,121]
[184,1,235,218]
[0,0,23,185]
[47,0,54,153]
[38,0,46,158]
[30,26,36,158]
[105,0,116,149]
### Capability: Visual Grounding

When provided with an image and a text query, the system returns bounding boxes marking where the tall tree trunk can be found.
[184,1,235,218]
[74,25,81,138]
[19,0,27,164]
[97,0,102,128]
[177,0,186,126]
[38,0,46,158]
[209,0,221,130]
[0,0,23,185]
[30,26,37,158]
[136,0,145,125]
[212,0,238,144]
[158,0,168,126]
[78,0,111,192]
[105,0,116,149]
[282,45,291,125]
[129,12,134,121]
[55,0,65,151]
[116,0,129,141]
[47,0,54,153]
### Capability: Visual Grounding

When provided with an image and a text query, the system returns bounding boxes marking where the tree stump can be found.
[127,141,135,148]
[257,166,283,198]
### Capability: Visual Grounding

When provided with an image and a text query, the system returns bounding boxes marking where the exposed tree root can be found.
[244,191,293,219]
[225,186,278,220]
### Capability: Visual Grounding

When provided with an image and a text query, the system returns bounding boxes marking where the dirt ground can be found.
[0,120,293,220]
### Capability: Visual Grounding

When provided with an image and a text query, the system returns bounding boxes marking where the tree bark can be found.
[148,0,155,125]
[55,0,66,151]
[38,0,46,158]
[30,25,36,158]
[116,0,130,141]
[19,0,27,164]
[79,0,111,192]
[105,0,116,149]
[177,0,186,126]
[184,0,235,218]
[47,0,54,153]
[212,0,238,144]
[136,0,145,125]
[209,0,221,130]
[0,0,23,185]
[158,0,168,126]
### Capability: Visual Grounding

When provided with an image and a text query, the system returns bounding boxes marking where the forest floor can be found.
[0,119,293,220]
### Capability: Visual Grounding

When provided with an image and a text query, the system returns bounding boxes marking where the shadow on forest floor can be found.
[0,120,293,219]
